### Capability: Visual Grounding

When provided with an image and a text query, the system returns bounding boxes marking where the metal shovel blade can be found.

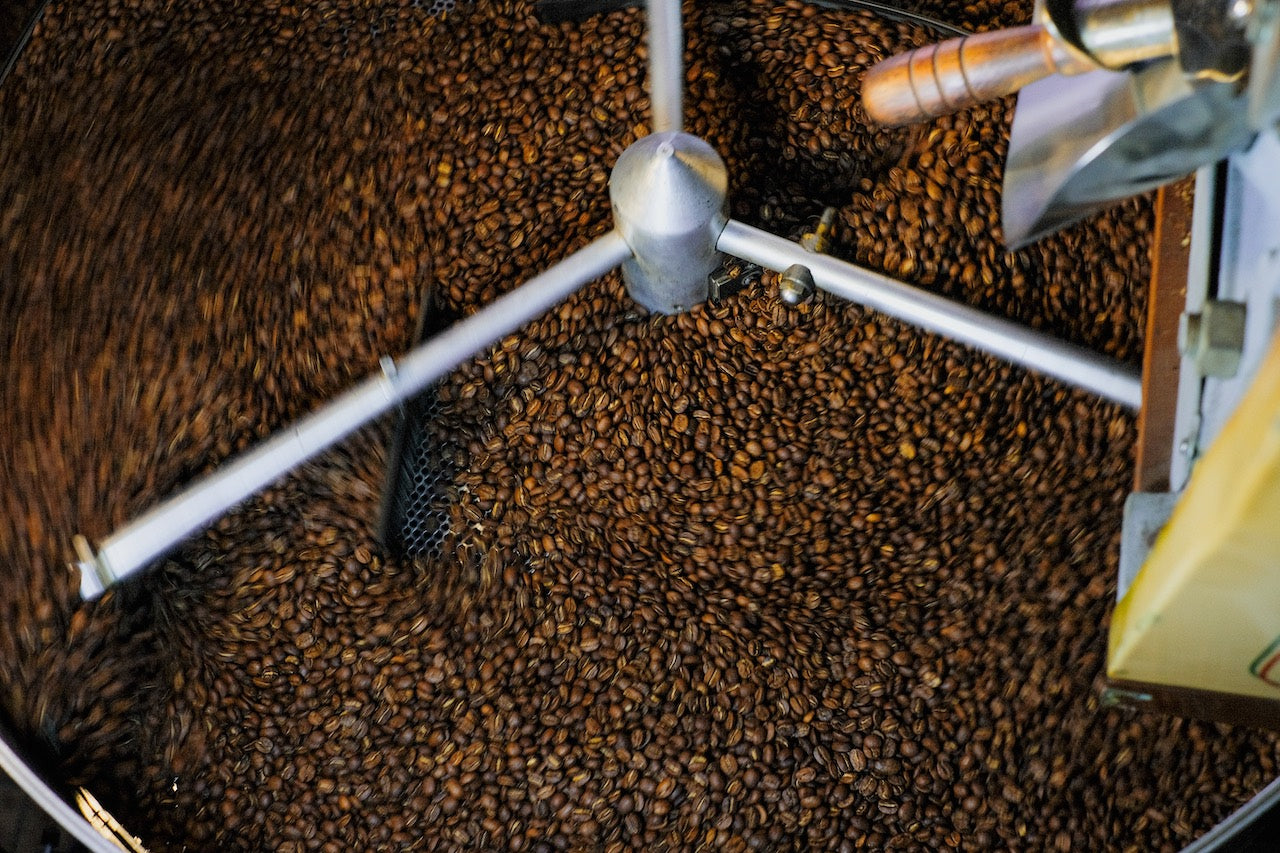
[1002,59,1253,249]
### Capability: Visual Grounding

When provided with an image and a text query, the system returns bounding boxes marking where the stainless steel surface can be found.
[74,535,107,599]
[647,0,683,134]
[1071,0,1178,66]
[1001,59,1252,248]
[1179,299,1247,378]
[1168,164,1218,492]
[717,218,1143,408]
[1195,128,1280,453]
[1118,491,1179,599]
[609,131,728,314]
[1247,0,1280,129]
[1169,0,1253,79]
[1135,135,1280,493]
[779,263,816,305]
[79,231,631,596]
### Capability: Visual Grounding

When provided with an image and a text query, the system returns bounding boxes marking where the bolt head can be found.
[779,263,816,305]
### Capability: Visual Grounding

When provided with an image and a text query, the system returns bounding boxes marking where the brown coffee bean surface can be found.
[1,0,1274,851]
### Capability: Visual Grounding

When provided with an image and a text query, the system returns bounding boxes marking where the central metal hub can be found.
[609,131,729,314]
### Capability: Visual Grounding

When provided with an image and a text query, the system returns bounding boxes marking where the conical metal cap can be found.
[609,131,729,314]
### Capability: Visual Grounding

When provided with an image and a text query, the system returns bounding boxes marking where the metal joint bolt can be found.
[1179,299,1247,378]
[779,263,816,305]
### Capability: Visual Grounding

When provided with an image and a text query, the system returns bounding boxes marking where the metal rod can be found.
[81,231,631,598]
[648,0,683,133]
[717,219,1143,409]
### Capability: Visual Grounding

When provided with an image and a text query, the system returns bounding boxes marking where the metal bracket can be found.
[1179,299,1248,378]
[1117,491,1179,600]
[707,260,762,304]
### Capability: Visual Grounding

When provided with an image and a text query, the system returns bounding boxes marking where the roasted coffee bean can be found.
[1,0,1274,850]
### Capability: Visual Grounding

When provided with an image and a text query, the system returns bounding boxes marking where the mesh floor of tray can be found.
[422,0,459,16]
[380,387,457,560]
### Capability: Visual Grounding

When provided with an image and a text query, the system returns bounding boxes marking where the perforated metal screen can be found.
[422,0,459,17]
[380,388,457,560]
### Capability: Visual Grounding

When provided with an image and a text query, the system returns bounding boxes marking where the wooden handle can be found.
[862,25,1095,127]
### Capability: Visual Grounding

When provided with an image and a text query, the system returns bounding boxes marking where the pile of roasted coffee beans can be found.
[2,0,1277,849]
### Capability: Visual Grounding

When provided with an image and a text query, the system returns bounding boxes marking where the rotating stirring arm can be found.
[77,232,631,598]
[716,219,1143,409]
[75,0,1149,602]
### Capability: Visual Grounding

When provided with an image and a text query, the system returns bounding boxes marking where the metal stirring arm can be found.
[716,220,1142,408]
[76,233,632,597]
[73,0,690,597]
[75,0,1144,601]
